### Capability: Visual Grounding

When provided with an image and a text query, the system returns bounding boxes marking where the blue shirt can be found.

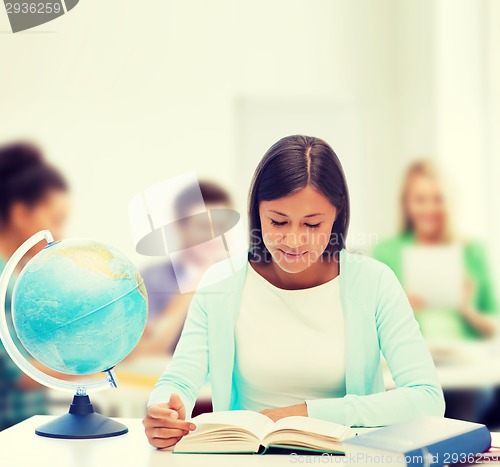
[0,256,48,431]
[147,249,445,427]
[140,261,188,354]
[140,261,184,321]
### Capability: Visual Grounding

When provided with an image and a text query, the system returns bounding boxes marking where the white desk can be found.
[383,340,500,390]
[1,416,498,467]
[0,416,340,467]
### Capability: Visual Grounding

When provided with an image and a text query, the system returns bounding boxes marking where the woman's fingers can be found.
[148,404,178,419]
[143,416,195,432]
[143,416,196,448]
[144,405,196,431]
[150,435,183,449]
[143,402,197,448]
[148,427,188,439]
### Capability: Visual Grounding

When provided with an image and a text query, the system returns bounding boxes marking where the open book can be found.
[173,410,378,455]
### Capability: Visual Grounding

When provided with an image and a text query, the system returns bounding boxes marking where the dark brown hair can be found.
[248,135,350,263]
[174,180,232,221]
[0,141,68,228]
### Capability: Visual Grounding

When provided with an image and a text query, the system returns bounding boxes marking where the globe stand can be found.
[0,231,145,441]
[35,393,128,439]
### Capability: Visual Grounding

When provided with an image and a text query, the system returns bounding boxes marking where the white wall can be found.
[0,0,498,285]
[434,0,500,284]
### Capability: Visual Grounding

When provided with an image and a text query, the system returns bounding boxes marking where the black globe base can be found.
[35,394,128,439]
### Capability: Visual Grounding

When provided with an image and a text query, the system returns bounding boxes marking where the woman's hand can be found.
[142,393,197,449]
[462,275,476,310]
[459,276,498,338]
[407,293,427,313]
[259,403,308,422]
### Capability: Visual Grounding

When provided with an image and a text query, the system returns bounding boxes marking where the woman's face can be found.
[404,174,446,239]
[258,185,337,274]
[12,189,71,242]
[178,201,233,265]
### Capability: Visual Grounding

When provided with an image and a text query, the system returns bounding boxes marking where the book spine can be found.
[404,426,491,467]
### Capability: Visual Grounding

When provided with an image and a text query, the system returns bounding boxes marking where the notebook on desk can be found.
[402,244,465,309]
[343,416,491,467]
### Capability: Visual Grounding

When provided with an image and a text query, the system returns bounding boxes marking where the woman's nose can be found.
[282,229,307,248]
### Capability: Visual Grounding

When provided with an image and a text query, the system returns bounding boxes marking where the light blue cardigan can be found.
[147,249,445,427]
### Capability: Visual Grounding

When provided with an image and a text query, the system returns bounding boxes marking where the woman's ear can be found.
[9,201,31,230]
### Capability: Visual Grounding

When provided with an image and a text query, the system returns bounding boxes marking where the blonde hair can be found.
[398,159,457,243]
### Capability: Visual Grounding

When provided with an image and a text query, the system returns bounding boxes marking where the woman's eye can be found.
[270,219,321,228]
[270,219,287,227]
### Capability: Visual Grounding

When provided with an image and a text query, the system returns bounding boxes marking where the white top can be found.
[234,263,346,412]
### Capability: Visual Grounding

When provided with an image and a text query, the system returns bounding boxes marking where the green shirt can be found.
[0,256,48,431]
[372,232,499,341]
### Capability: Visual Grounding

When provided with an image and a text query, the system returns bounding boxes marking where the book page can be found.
[266,416,351,440]
[190,410,275,440]
[491,432,500,448]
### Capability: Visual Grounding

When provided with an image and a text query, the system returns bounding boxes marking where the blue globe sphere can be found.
[11,238,148,375]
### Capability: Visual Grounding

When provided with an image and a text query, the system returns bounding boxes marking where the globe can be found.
[0,230,148,439]
[11,238,148,375]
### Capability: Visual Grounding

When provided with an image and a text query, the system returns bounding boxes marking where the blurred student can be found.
[133,181,234,357]
[0,141,71,431]
[373,159,498,341]
[372,159,499,425]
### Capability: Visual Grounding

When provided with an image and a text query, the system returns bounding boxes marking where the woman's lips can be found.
[279,249,307,258]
